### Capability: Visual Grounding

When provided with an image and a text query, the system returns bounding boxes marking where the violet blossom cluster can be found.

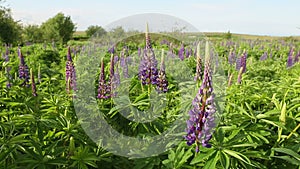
[178,44,185,60]
[97,54,120,99]
[97,59,110,99]
[138,24,159,85]
[228,49,236,65]
[30,69,37,97]
[287,48,294,68]
[194,42,203,82]
[260,51,268,61]
[66,47,76,93]
[138,24,169,93]
[18,48,30,87]
[185,54,216,152]
[3,46,12,88]
[156,53,168,93]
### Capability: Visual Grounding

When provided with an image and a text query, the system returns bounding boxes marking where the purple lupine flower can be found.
[228,49,235,65]
[66,47,76,93]
[109,54,119,97]
[108,46,115,54]
[145,23,152,49]
[30,69,37,97]
[269,51,273,59]
[97,60,110,99]
[114,55,119,64]
[160,39,170,46]
[18,48,30,87]
[6,82,12,88]
[139,48,158,85]
[185,49,216,152]
[194,42,203,81]
[156,52,168,93]
[167,49,175,58]
[120,52,129,78]
[235,57,241,71]
[138,24,158,85]
[178,44,185,60]
[3,46,12,88]
[287,54,294,67]
[185,48,190,58]
[260,51,268,61]
[190,49,193,57]
[113,64,120,87]
[237,67,243,84]
[287,48,294,68]
[294,50,300,63]
[240,50,247,73]
[4,46,9,62]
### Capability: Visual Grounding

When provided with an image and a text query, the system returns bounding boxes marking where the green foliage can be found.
[41,12,76,44]
[224,31,232,40]
[1,36,300,169]
[22,24,43,43]
[85,25,107,38]
[0,6,21,44]
[108,26,126,39]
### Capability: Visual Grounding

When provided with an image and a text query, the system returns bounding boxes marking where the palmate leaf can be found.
[220,151,230,169]
[272,148,300,161]
[272,156,300,166]
[203,151,219,169]
[133,156,160,169]
[0,145,16,164]
[190,148,216,165]
[70,146,100,169]
[162,142,193,169]
[223,149,252,165]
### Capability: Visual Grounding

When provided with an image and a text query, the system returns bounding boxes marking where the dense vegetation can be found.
[1,32,300,168]
[1,1,300,169]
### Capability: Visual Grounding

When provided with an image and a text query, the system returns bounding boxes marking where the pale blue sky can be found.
[5,0,300,36]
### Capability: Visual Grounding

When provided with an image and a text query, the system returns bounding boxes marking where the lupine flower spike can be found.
[294,50,300,63]
[4,46,12,88]
[178,44,185,60]
[194,42,203,82]
[120,49,129,78]
[235,57,241,71]
[109,54,119,97]
[138,23,158,85]
[240,49,247,73]
[185,41,217,152]
[30,68,38,97]
[228,48,235,65]
[18,48,30,87]
[237,67,244,84]
[156,49,168,93]
[260,51,268,61]
[287,48,294,68]
[97,59,110,99]
[66,46,76,93]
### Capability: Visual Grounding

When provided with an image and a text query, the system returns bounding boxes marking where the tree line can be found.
[0,1,114,45]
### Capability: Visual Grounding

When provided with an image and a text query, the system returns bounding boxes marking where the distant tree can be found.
[41,13,76,44]
[0,1,22,44]
[224,31,232,39]
[22,24,43,43]
[85,25,107,37]
[109,26,126,39]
